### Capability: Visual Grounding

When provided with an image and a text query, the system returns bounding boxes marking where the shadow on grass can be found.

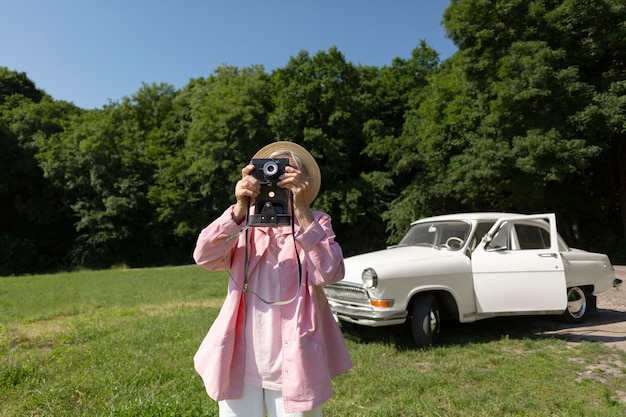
[339,307,626,350]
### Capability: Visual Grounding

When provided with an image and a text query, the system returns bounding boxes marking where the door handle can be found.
[538,253,558,258]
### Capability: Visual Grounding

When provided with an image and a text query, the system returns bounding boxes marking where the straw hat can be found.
[253,141,321,205]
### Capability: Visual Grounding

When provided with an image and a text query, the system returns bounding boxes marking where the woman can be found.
[193,142,352,417]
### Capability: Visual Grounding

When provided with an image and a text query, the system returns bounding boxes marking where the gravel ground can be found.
[597,265,626,312]
[531,265,626,351]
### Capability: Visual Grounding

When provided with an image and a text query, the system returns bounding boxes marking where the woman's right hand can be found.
[232,164,260,223]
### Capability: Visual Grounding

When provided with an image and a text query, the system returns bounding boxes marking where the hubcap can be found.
[429,308,440,335]
[567,287,587,319]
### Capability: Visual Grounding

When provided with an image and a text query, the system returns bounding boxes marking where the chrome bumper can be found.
[329,302,408,327]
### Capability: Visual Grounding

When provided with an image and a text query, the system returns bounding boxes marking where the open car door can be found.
[471,213,567,315]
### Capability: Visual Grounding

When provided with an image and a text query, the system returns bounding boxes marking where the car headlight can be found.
[362,267,378,288]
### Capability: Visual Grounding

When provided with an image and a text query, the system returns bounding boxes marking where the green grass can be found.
[1,266,625,416]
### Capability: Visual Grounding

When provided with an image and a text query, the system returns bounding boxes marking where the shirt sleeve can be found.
[296,212,345,287]
[193,206,245,271]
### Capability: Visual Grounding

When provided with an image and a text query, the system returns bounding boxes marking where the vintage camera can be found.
[247,158,291,227]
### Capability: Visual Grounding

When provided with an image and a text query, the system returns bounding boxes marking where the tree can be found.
[0,68,80,273]
[4,1,624,271]
[360,43,445,242]
[36,83,178,267]
[396,0,626,258]
[269,48,392,253]
[0,67,44,104]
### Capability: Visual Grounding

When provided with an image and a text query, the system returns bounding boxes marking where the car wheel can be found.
[410,293,441,347]
[560,286,591,323]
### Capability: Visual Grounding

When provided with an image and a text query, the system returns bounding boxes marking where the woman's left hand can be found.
[277,166,311,209]
[278,166,314,229]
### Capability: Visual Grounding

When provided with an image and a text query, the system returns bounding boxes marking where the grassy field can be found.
[1,266,625,416]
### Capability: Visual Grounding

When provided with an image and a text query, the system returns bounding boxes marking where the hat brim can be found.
[253,142,321,206]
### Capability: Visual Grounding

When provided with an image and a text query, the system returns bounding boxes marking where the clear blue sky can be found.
[1,1,457,109]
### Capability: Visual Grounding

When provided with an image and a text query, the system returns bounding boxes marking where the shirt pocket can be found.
[295,335,330,392]
[300,335,322,353]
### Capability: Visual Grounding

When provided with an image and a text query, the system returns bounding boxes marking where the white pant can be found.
[218,383,323,417]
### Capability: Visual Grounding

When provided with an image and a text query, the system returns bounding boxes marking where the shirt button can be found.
[279,261,285,267]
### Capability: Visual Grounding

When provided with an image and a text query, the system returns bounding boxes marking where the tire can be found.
[410,293,441,347]
[560,286,592,323]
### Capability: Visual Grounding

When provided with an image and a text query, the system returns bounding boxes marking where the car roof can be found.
[411,212,524,225]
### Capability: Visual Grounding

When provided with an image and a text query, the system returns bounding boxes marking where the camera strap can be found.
[242,193,302,306]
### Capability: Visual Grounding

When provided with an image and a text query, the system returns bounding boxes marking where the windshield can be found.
[397,221,471,250]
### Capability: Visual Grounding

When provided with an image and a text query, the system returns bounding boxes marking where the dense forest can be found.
[1,0,625,275]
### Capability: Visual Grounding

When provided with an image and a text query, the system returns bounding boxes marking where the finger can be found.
[238,180,259,195]
[279,172,308,188]
[242,164,255,177]
[284,165,301,174]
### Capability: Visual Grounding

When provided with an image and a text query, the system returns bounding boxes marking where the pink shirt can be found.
[193,206,353,413]
[243,226,297,390]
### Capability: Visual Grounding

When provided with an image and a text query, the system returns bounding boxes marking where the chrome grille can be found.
[324,283,369,304]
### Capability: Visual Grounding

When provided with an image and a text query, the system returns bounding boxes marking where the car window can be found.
[515,224,550,249]
[398,221,471,250]
[486,222,509,250]
[485,218,562,251]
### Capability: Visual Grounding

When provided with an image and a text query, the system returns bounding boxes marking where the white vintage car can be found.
[324,213,622,347]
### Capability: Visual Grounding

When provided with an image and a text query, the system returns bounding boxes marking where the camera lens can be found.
[263,161,279,177]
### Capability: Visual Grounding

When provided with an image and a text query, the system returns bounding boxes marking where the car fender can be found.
[404,283,478,324]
